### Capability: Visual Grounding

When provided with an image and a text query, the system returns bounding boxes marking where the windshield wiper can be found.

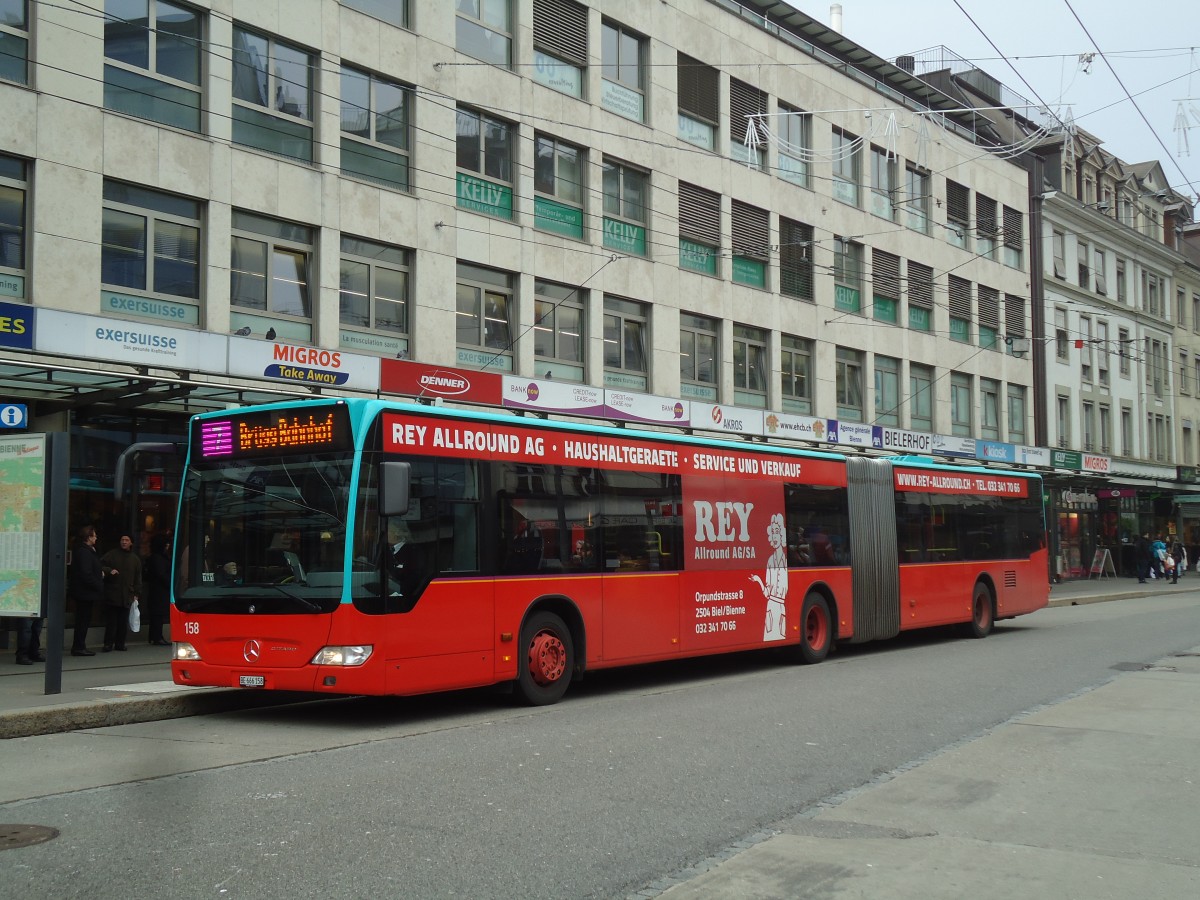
[180,585,322,613]
[260,583,322,613]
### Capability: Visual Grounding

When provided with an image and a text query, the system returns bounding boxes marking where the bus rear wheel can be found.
[797,592,832,664]
[966,583,994,639]
[515,611,574,706]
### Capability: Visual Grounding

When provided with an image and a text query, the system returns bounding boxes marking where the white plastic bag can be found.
[128,599,141,632]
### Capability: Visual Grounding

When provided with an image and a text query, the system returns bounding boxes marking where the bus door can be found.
[600,471,682,662]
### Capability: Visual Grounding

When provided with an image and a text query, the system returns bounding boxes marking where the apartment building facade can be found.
[2,0,1039,554]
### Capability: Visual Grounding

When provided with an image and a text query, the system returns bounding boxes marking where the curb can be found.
[0,689,313,740]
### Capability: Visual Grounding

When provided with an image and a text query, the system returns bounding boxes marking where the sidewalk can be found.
[660,586,1200,899]
[0,575,1187,740]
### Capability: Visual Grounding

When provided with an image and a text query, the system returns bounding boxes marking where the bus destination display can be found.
[195,406,352,459]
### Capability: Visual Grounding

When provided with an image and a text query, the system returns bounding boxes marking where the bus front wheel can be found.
[515,611,574,706]
[797,592,832,664]
[965,583,994,639]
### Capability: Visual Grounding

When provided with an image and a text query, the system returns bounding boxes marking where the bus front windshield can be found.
[174,451,355,614]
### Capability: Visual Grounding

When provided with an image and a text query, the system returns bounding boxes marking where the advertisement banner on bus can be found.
[380,359,502,405]
[893,466,1030,497]
[502,377,605,416]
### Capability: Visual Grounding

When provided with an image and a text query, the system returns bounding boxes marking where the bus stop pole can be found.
[42,432,69,695]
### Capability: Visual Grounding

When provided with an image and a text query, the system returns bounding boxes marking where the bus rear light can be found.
[311,645,373,667]
[175,643,201,661]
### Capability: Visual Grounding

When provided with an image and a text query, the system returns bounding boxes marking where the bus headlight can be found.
[310,645,373,667]
[174,643,201,661]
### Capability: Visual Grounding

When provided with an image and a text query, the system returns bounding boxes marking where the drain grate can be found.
[0,825,59,850]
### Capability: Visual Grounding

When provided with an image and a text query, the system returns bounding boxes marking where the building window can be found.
[1179,287,1188,327]
[1080,315,1093,382]
[980,378,1000,440]
[102,181,201,322]
[945,179,969,249]
[1002,205,1023,268]
[950,372,973,436]
[1082,401,1095,452]
[456,107,514,219]
[869,146,896,220]
[871,249,900,323]
[1116,258,1127,303]
[1077,241,1090,288]
[340,66,411,192]
[874,355,900,426]
[0,153,27,298]
[104,0,202,132]
[833,238,862,313]
[340,0,409,28]
[534,279,584,381]
[230,211,313,340]
[780,218,814,301]
[455,263,513,371]
[680,313,718,400]
[909,363,934,432]
[339,236,409,356]
[678,182,720,275]
[232,26,313,161]
[977,285,1000,350]
[831,128,860,206]
[781,334,812,414]
[976,194,998,260]
[1094,248,1107,295]
[1193,293,1200,334]
[1055,307,1069,361]
[677,53,718,150]
[1099,404,1111,454]
[532,0,587,97]
[1007,384,1027,445]
[1121,408,1132,456]
[778,103,810,187]
[1180,350,1190,395]
[1144,272,1161,315]
[1097,320,1109,386]
[729,78,767,169]
[904,164,930,233]
[0,0,29,85]
[603,295,648,390]
[602,158,647,256]
[456,0,512,68]
[1005,293,1027,356]
[601,19,645,122]
[907,260,933,332]
[1056,395,1070,449]
[1052,230,1066,278]
[1118,326,1131,376]
[948,275,972,343]
[534,133,585,239]
[731,201,769,288]
[835,347,864,422]
[733,324,767,407]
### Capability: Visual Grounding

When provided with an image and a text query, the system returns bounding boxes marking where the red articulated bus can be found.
[170,398,1049,704]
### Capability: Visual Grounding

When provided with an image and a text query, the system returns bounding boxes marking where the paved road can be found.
[2,591,1199,898]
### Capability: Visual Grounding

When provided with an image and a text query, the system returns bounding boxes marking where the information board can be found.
[0,432,46,616]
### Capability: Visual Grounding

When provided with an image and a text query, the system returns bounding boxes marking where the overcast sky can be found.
[793,0,1200,204]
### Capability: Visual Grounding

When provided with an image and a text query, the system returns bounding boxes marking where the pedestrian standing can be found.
[100,534,143,652]
[145,533,173,646]
[1151,534,1168,580]
[69,525,103,656]
[14,613,44,665]
[1171,541,1186,584]
[1135,532,1151,584]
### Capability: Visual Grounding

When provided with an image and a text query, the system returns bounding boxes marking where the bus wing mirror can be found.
[379,461,411,517]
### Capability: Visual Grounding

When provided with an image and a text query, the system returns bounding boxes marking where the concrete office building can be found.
[1,0,1039,549]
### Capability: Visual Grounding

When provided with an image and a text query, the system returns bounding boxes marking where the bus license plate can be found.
[239,675,266,688]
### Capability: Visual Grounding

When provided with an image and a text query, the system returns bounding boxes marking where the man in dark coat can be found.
[100,534,143,652]
[145,533,173,646]
[69,524,104,656]
[1134,532,1152,584]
